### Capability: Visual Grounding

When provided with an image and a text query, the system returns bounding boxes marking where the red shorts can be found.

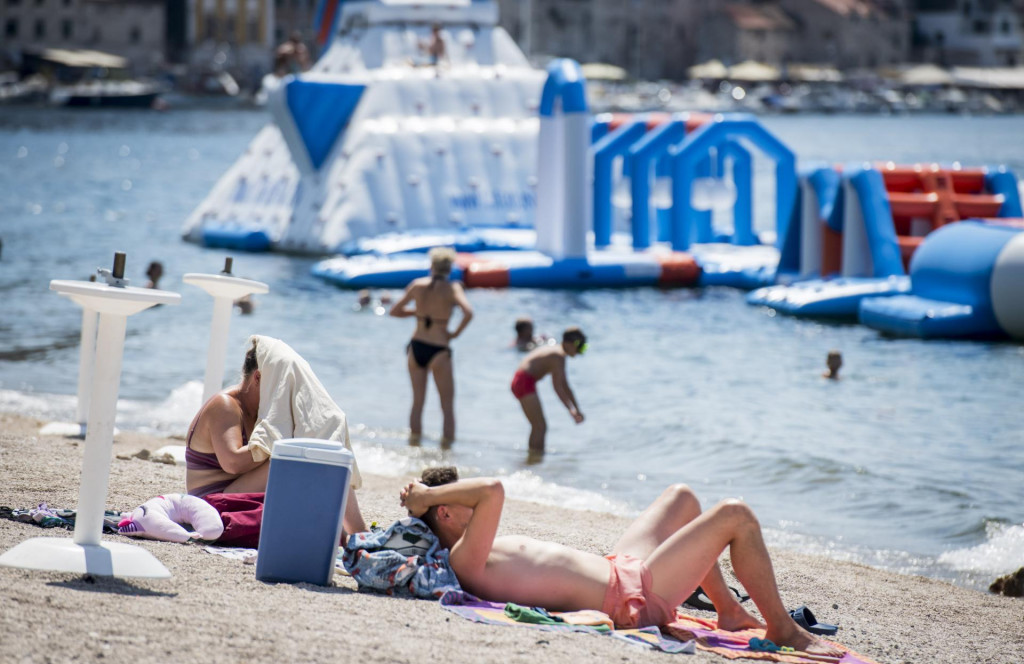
[601,553,675,629]
[510,369,537,399]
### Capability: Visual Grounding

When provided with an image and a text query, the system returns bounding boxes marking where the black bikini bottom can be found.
[407,339,450,369]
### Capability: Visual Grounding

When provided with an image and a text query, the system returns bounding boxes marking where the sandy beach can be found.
[0,411,1020,664]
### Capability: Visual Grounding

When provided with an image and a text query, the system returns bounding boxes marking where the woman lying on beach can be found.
[185,336,366,534]
[402,468,843,657]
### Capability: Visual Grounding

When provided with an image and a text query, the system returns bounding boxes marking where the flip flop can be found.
[789,605,838,636]
[683,585,751,611]
[683,586,716,611]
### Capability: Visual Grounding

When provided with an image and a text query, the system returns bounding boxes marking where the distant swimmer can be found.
[390,247,474,446]
[234,294,254,315]
[510,326,586,457]
[823,350,842,380]
[514,317,537,352]
[354,289,390,315]
[145,261,164,289]
[513,316,551,352]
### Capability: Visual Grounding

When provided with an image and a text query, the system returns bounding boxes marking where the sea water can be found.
[1,107,1022,592]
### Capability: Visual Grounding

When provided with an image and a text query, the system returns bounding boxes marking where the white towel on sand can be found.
[246,335,362,488]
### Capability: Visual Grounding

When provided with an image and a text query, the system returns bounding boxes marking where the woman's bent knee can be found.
[664,483,699,510]
[713,499,759,527]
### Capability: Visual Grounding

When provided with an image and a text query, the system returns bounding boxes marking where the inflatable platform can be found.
[859,220,1024,339]
[748,162,1022,317]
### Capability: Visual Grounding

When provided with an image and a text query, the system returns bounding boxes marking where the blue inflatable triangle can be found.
[285,79,365,170]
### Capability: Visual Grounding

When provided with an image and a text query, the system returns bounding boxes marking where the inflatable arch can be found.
[670,114,797,252]
[592,117,647,248]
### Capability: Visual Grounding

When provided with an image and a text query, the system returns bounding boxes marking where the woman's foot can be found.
[765,622,844,657]
[715,604,764,632]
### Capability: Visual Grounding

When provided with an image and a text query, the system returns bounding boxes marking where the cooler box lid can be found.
[271,438,353,466]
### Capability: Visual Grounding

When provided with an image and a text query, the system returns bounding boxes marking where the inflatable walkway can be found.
[748,162,1022,318]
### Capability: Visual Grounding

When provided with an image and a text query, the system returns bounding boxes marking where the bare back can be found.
[408,277,459,346]
[516,344,566,381]
[460,535,610,612]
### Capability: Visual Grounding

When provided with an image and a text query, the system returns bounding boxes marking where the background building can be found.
[3,0,1022,86]
[1,0,167,73]
[1,0,277,86]
[497,0,919,78]
[913,0,1024,66]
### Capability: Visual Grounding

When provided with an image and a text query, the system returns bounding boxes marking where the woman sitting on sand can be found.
[185,336,366,534]
[185,340,269,498]
[389,247,473,446]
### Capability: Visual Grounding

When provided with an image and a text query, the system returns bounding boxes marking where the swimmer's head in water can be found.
[429,247,456,277]
[515,317,534,337]
[827,349,842,372]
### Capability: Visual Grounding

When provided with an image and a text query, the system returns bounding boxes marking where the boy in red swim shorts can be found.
[510,326,586,455]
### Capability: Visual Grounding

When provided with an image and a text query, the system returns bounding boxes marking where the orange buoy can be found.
[656,253,700,287]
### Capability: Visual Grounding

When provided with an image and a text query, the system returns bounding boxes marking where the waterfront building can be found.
[697,4,797,67]
[913,0,1024,66]
[495,0,696,80]
[1,0,277,84]
[496,0,912,79]
[1,0,166,73]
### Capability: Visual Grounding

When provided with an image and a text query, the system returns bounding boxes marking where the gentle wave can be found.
[938,521,1024,576]
[0,385,1015,590]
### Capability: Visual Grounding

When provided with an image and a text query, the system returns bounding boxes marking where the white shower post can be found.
[183,258,270,404]
[0,252,180,578]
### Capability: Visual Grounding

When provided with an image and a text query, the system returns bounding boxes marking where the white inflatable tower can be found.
[182,0,546,255]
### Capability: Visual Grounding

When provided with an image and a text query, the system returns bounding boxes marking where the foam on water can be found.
[117,381,203,435]
[0,388,76,424]
[938,522,1024,576]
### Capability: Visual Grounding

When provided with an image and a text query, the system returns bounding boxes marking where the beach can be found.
[0,411,1020,664]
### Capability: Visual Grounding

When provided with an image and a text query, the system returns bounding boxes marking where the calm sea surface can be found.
[1,107,1022,591]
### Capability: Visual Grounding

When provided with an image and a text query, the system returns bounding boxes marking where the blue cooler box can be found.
[255,438,353,585]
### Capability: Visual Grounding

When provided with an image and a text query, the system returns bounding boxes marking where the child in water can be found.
[510,326,586,456]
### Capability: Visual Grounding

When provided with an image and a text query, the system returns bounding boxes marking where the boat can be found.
[50,79,162,108]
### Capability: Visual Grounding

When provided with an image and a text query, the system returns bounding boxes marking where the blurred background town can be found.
[2,0,1024,112]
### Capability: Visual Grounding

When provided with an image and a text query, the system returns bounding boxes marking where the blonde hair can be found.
[429,247,456,276]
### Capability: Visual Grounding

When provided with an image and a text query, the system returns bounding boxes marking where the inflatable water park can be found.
[181,0,1024,340]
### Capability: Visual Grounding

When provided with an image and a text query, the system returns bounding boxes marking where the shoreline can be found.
[1,411,1021,663]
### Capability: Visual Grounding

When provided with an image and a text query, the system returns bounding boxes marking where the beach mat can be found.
[662,612,878,663]
[439,589,695,653]
[441,590,879,663]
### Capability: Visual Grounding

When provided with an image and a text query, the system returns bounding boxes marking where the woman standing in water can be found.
[390,247,473,446]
